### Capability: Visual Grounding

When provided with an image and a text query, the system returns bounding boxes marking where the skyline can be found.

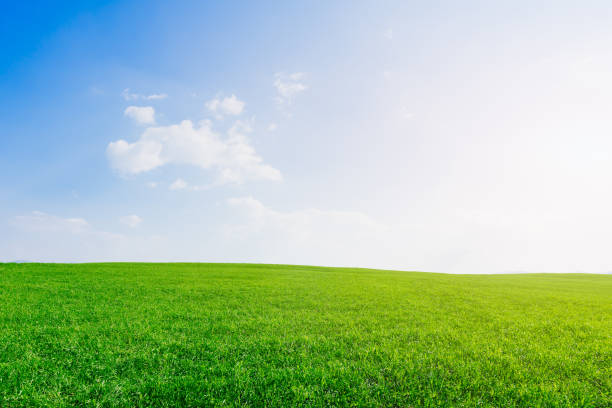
[2,1,612,273]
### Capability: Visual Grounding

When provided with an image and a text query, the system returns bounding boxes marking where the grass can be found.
[0,263,610,407]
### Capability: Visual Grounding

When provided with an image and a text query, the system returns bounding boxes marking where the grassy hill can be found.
[0,263,610,407]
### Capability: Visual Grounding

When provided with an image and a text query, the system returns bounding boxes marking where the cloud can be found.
[4,211,166,263]
[107,119,281,184]
[226,197,385,235]
[274,72,307,105]
[146,181,158,188]
[12,211,90,234]
[119,215,142,228]
[224,197,389,266]
[267,123,278,132]
[122,88,168,101]
[221,198,493,273]
[145,93,168,100]
[168,178,213,192]
[169,178,188,190]
[206,94,245,117]
[383,28,393,40]
[9,211,126,252]
[124,106,155,125]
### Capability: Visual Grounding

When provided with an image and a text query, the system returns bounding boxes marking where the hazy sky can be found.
[2,1,612,273]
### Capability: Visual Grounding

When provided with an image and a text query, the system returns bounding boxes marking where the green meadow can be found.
[0,263,610,407]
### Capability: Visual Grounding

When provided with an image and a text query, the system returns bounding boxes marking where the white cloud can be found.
[227,197,385,235]
[168,178,213,192]
[146,93,168,100]
[146,181,158,188]
[122,89,139,101]
[119,215,142,228]
[383,28,393,40]
[122,88,167,101]
[274,72,307,105]
[206,94,245,117]
[224,197,390,266]
[12,211,90,234]
[169,178,188,190]
[107,138,164,174]
[107,119,282,184]
[226,197,384,234]
[222,198,508,273]
[124,106,155,125]
[4,211,167,263]
[267,123,278,132]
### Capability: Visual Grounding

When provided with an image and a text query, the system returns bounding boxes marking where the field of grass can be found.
[0,263,610,407]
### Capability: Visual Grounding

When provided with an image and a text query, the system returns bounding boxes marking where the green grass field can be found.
[0,263,610,407]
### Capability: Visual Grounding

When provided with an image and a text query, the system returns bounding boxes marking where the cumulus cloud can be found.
[119,215,142,228]
[122,88,167,101]
[206,94,245,117]
[107,119,281,184]
[124,106,155,125]
[274,72,307,105]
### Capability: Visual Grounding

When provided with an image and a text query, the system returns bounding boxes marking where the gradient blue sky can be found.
[2,1,612,273]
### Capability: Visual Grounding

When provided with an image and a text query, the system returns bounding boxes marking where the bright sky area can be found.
[2,1,612,273]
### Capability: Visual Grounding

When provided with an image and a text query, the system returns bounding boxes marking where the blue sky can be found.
[2,1,612,273]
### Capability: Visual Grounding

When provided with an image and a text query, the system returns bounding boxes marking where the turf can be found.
[0,263,610,407]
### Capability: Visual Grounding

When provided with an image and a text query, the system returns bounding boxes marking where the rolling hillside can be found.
[0,263,610,407]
